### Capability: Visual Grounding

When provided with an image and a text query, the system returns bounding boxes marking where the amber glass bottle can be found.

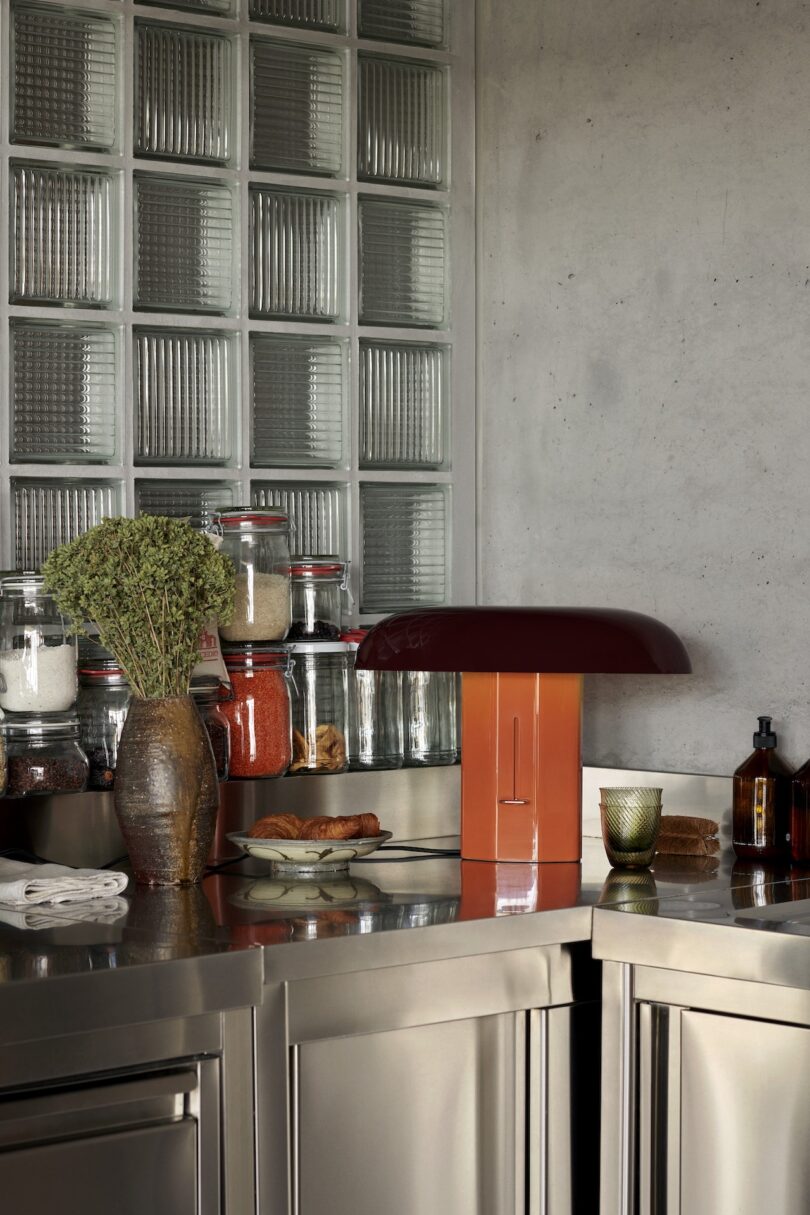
[732,716,792,861]
[790,755,810,864]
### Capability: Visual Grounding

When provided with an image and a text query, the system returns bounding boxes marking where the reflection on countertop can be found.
[1,837,810,989]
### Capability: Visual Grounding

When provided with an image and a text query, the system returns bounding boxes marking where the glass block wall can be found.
[0,0,475,619]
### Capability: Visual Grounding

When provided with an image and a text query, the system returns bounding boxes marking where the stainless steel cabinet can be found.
[600,960,810,1215]
[295,1013,523,1215]
[680,1011,810,1215]
[0,1065,207,1215]
[0,1006,258,1215]
[257,943,599,1215]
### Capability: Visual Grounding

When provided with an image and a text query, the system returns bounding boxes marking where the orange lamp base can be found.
[458,859,582,918]
[460,671,583,863]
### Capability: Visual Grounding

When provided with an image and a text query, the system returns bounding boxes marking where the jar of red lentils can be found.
[220,645,292,779]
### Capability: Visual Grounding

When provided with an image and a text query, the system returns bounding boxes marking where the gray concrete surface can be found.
[476,0,810,775]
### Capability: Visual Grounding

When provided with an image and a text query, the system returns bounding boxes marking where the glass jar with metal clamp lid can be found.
[0,573,77,715]
[77,660,130,791]
[211,509,292,643]
[288,557,350,642]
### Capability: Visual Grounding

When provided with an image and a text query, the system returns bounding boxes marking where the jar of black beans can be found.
[288,558,348,643]
[3,713,89,798]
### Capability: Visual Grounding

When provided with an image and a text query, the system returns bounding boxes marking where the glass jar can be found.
[191,675,230,781]
[288,642,349,775]
[77,663,131,791]
[403,670,459,766]
[3,713,88,798]
[213,509,292,643]
[0,574,77,714]
[342,629,403,771]
[288,558,349,642]
[220,645,291,779]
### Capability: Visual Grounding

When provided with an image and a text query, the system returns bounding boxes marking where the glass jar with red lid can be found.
[288,556,349,642]
[212,509,291,643]
[220,644,292,778]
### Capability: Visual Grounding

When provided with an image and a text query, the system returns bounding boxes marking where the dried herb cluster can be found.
[43,516,235,700]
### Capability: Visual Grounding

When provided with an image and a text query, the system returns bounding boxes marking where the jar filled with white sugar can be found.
[0,574,78,714]
[212,509,292,643]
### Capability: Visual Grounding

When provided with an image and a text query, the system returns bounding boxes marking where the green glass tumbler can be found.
[599,786,663,868]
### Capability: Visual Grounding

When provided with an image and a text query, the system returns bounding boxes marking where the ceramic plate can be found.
[226,830,392,869]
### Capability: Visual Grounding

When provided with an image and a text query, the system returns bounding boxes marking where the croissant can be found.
[248,813,303,840]
[299,815,357,840]
[357,812,381,838]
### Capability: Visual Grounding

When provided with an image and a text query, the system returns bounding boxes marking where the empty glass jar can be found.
[403,670,458,766]
[3,713,89,798]
[288,642,349,774]
[220,645,291,779]
[213,509,292,643]
[191,675,230,781]
[288,557,349,641]
[77,662,131,791]
[0,574,78,715]
[343,629,403,770]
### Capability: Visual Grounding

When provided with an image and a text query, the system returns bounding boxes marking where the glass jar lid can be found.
[222,642,289,669]
[287,641,349,655]
[0,572,46,596]
[191,674,223,694]
[79,664,128,686]
[190,674,228,702]
[214,508,290,532]
[340,628,368,649]
[2,711,81,739]
[289,556,346,580]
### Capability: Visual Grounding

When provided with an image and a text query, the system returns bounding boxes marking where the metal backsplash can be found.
[6,763,733,869]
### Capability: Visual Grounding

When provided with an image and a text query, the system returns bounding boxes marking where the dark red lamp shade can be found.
[354,606,691,675]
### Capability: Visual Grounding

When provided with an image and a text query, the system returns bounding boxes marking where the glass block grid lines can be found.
[1,0,468,619]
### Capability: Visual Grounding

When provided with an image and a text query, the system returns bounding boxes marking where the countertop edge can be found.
[592,906,810,991]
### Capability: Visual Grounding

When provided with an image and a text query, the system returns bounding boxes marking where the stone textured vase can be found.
[115,695,218,885]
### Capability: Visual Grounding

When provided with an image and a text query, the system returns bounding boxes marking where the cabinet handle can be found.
[0,1068,198,1124]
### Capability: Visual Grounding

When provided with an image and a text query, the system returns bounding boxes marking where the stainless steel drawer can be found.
[0,1067,197,1148]
[0,1119,197,1215]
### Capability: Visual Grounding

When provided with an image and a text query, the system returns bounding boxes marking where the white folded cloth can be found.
[0,858,128,909]
[0,897,130,932]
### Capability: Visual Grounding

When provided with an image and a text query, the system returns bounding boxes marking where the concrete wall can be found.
[476,0,810,776]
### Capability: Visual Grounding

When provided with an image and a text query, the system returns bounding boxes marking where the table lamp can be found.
[355,607,691,864]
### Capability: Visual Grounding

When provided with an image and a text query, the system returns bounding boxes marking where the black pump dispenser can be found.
[732,714,792,861]
[754,716,777,749]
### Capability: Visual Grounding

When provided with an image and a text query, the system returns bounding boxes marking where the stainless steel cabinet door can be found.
[294,1012,523,1215]
[0,1120,197,1215]
[681,1010,810,1215]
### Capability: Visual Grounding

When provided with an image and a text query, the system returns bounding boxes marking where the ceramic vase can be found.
[115,695,218,885]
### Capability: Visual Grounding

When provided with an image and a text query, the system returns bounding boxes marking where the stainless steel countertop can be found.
[1,839,807,1038]
[592,848,810,989]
